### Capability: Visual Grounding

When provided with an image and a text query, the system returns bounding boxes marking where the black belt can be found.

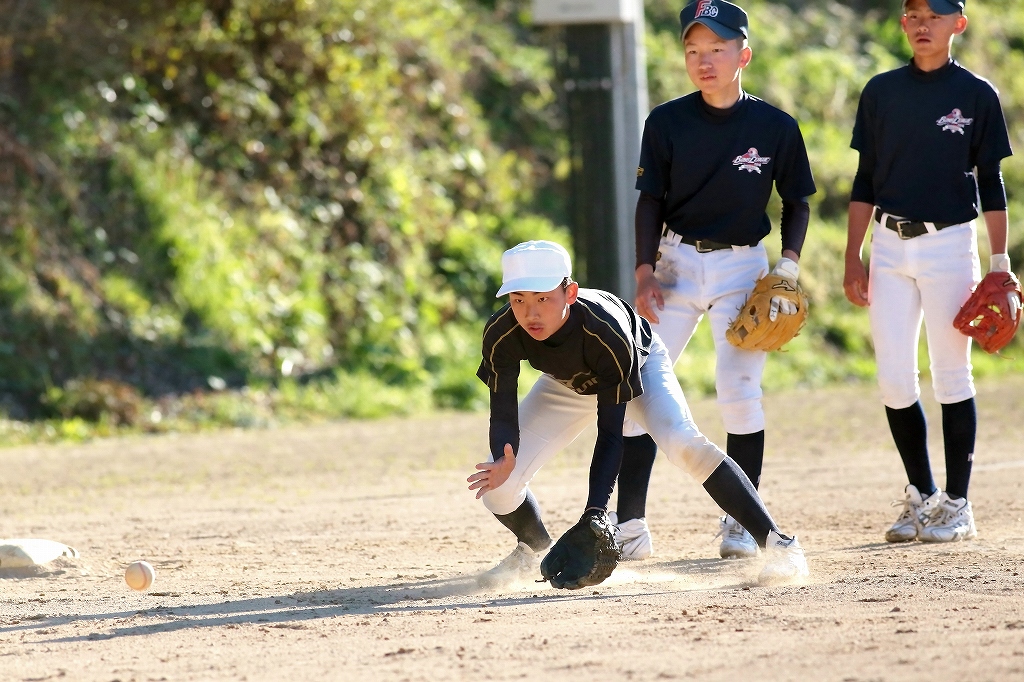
[662,226,743,253]
[874,208,958,240]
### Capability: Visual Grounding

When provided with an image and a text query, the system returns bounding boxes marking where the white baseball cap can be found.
[495,240,572,297]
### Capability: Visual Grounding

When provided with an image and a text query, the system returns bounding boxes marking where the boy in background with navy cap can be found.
[844,0,1014,543]
[615,0,816,562]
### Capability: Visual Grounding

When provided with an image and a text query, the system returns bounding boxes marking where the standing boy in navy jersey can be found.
[844,0,1015,543]
[467,240,807,589]
[612,0,817,561]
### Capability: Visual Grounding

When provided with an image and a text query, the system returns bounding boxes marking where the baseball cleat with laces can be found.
[716,514,759,559]
[918,493,977,543]
[758,530,809,584]
[886,484,941,542]
[608,512,653,561]
[477,541,549,589]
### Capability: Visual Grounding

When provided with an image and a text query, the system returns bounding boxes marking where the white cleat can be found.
[918,493,977,543]
[886,484,941,543]
[477,542,547,589]
[716,515,759,559]
[608,512,653,561]
[758,530,809,585]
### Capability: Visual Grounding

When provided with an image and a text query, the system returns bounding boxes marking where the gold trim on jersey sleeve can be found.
[483,307,520,394]
[577,300,636,404]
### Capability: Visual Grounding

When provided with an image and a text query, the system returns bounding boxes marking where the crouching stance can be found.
[467,240,808,590]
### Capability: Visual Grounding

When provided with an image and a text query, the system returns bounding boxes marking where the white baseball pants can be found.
[480,334,727,516]
[624,237,769,437]
[867,219,980,409]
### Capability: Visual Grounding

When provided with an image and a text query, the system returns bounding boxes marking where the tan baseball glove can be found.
[726,265,809,352]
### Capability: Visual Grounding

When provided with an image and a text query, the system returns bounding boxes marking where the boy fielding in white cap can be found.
[467,240,808,589]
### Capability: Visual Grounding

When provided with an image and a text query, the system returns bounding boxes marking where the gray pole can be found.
[608,3,648,299]
[534,0,648,299]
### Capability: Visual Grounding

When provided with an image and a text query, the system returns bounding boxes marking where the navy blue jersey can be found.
[851,60,1012,223]
[478,289,652,405]
[636,92,816,246]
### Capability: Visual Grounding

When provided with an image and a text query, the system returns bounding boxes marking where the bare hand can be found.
[843,257,870,307]
[635,269,664,324]
[467,443,516,499]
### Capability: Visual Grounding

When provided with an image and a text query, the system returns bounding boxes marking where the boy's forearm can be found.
[983,209,1009,257]
[846,201,875,260]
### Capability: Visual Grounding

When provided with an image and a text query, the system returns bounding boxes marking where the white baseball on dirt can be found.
[124,561,155,591]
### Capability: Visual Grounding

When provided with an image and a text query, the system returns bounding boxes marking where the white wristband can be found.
[991,254,1011,273]
[772,257,800,281]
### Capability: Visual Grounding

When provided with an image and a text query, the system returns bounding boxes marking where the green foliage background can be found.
[0,0,1022,441]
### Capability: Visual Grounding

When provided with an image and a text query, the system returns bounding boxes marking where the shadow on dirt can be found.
[1,557,758,643]
[0,565,65,580]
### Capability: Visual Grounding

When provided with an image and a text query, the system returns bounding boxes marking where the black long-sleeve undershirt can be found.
[850,155,874,206]
[977,167,1008,212]
[635,191,664,270]
[489,390,519,460]
[587,400,627,510]
[780,197,811,255]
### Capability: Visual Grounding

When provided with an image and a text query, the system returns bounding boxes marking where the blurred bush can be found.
[0,0,566,422]
[44,378,142,425]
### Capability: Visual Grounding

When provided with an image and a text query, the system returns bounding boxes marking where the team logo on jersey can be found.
[936,108,973,135]
[637,166,644,177]
[695,0,719,18]
[733,148,770,174]
[556,371,599,394]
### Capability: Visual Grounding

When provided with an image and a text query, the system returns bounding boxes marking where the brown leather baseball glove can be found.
[953,271,1022,353]
[726,274,809,352]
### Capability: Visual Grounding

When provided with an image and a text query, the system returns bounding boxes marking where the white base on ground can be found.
[0,539,79,568]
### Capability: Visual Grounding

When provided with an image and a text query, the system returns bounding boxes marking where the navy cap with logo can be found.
[680,0,749,41]
[902,0,965,14]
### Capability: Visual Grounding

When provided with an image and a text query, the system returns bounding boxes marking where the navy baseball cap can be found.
[680,0,749,41]
[902,0,965,14]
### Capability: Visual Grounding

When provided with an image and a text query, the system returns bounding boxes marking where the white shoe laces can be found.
[927,503,963,528]
[890,497,918,524]
[614,519,646,542]
[713,517,750,543]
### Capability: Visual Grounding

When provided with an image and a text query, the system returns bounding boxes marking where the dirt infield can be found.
[2,377,1024,681]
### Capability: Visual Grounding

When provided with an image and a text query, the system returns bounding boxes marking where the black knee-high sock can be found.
[615,434,658,522]
[493,490,551,552]
[702,457,779,547]
[885,401,937,496]
[942,398,977,500]
[726,431,765,489]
